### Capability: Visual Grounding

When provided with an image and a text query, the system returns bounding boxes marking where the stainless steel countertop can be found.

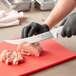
[0,1,76,76]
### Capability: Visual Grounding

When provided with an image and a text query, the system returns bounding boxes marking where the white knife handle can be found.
[51,26,63,38]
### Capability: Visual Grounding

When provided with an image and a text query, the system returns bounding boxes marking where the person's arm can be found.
[21,0,76,38]
[43,0,76,29]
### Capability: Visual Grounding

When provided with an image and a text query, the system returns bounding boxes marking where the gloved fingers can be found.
[21,26,31,38]
[60,18,67,26]
[66,33,72,38]
[30,22,38,27]
[61,28,66,37]
[28,25,37,37]
[21,27,25,38]
[34,31,40,35]
[65,29,72,38]
[71,30,76,35]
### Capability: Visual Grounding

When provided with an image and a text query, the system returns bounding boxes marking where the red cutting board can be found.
[0,38,76,76]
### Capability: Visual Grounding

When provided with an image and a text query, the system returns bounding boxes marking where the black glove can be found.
[60,12,76,38]
[21,22,50,38]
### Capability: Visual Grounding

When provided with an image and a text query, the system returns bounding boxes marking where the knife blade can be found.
[4,26,63,45]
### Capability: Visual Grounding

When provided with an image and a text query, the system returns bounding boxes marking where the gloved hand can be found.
[60,12,76,38]
[21,22,50,38]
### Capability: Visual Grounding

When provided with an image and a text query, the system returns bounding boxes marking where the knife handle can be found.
[51,26,63,38]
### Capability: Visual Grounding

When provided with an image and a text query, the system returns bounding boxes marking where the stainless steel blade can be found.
[4,31,54,45]
[4,26,63,45]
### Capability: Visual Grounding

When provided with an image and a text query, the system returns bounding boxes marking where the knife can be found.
[4,26,63,45]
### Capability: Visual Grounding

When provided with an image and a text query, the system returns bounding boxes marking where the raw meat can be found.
[6,51,12,58]
[0,49,9,62]
[6,58,12,65]
[13,57,19,65]
[17,42,42,56]
[13,52,24,65]
[0,54,6,62]
[12,51,18,58]
[17,52,24,63]
[0,50,24,65]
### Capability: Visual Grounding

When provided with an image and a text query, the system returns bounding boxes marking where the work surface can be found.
[0,1,76,76]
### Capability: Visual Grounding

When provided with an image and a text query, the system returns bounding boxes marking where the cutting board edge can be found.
[20,55,76,76]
